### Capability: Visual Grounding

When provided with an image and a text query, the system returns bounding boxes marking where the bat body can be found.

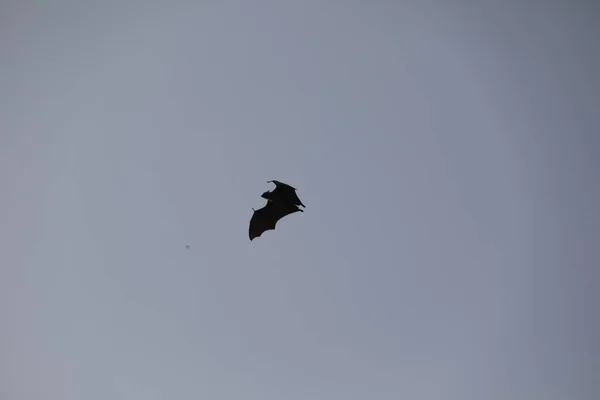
[261,180,306,208]
[249,180,305,240]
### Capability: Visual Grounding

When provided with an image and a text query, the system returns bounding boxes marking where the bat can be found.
[249,200,303,241]
[261,180,306,208]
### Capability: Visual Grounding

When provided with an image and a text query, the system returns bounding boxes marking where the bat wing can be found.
[249,201,302,240]
[267,180,305,207]
[268,179,296,188]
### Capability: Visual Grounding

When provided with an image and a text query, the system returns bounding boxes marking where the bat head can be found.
[261,191,273,200]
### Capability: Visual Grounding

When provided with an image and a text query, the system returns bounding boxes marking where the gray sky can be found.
[1,1,598,399]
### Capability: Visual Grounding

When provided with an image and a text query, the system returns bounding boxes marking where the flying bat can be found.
[261,180,305,208]
[249,199,303,241]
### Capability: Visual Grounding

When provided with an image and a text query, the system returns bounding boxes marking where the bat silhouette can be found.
[261,180,305,208]
[249,180,305,241]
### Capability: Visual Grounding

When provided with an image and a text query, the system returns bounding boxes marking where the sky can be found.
[1,1,599,399]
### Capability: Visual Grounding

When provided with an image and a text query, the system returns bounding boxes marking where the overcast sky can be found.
[1,1,598,399]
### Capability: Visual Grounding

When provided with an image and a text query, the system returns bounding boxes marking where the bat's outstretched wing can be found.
[266,180,305,208]
[249,201,302,240]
